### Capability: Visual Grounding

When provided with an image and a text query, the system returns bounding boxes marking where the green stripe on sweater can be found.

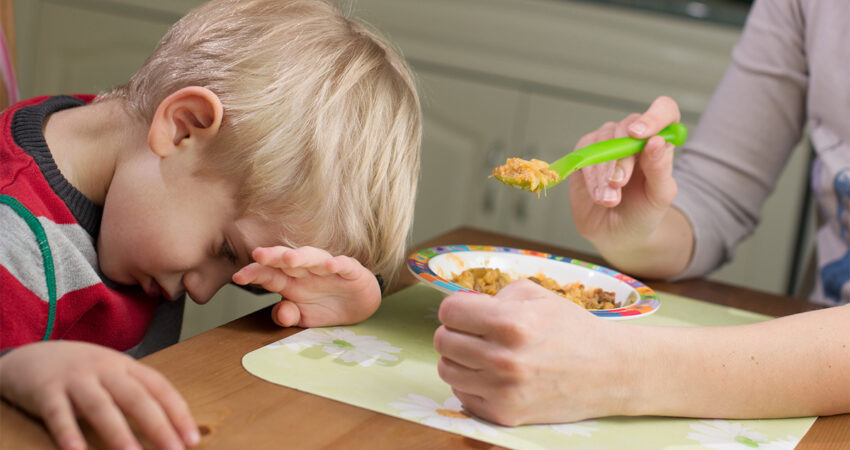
[0,194,57,340]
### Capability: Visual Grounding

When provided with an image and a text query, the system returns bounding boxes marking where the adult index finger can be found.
[627,96,682,139]
[437,291,497,336]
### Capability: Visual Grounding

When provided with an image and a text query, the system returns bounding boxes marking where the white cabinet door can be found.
[14,1,175,98]
[412,71,523,244]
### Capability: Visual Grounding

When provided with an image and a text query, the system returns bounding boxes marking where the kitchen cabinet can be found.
[412,72,522,241]
[12,0,813,339]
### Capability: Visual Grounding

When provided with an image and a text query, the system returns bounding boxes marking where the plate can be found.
[407,244,659,319]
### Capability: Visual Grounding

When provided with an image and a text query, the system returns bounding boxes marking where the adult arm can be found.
[670,0,808,279]
[434,280,850,426]
[571,0,809,279]
[629,302,850,418]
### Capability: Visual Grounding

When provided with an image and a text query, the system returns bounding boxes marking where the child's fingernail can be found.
[186,428,202,445]
[629,121,647,135]
[63,437,85,450]
[609,166,625,183]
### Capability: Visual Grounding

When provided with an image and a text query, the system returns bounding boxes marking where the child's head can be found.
[99,0,421,284]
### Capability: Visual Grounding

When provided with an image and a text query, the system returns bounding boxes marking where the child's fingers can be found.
[68,378,139,450]
[271,300,302,327]
[250,246,291,268]
[102,372,184,450]
[233,263,290,292]
[232,262,264,285]
[130,364,200,447]
[280,246,333,269]
[252,246,334,277]
[324,256,364,281]
[38,393,86,450]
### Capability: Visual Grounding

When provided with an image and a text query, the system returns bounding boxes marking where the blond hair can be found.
[100,0,421,283]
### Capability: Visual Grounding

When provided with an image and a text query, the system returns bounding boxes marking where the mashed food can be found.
[451,267,618,310]
[492,158,560,192]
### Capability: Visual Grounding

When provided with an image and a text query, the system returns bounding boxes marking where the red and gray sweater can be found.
[1,95,183,357]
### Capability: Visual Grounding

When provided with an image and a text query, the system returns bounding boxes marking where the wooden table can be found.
[2,226,848,449]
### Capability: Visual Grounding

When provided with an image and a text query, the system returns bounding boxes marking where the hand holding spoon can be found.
[492,123,688,193]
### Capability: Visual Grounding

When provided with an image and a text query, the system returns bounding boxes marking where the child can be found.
[0,0,421,448]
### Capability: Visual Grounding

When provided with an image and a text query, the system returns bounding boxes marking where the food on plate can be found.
[451,267,620,310]
[491,158,559,192]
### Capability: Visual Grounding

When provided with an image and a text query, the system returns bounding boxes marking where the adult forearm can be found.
[625,304,850,418]
[594,207,694,280]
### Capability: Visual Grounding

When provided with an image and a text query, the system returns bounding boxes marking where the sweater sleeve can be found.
[671,0,809,279]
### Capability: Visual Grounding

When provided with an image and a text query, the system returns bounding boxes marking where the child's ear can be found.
[148,86,223,158]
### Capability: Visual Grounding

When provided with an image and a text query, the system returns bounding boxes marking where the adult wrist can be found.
[611,324,658,416]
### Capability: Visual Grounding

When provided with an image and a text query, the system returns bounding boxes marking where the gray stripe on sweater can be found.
[2,205,101,301]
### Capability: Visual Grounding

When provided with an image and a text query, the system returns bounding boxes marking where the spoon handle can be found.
[550,122,688,177]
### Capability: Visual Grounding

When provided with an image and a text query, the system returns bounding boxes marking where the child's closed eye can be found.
[220,239,237,265]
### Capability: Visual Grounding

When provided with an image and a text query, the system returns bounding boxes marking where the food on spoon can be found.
[491,158,559,193]
[451,267,620,310]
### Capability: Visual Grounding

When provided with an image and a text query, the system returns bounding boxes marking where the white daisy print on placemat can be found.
[273,328,402,367]
[545,420,599,437]
[687,419,768,449]
[758,435,800,450]
[389,394,503,436]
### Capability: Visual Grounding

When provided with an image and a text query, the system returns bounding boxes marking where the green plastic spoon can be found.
[493,122,688,193]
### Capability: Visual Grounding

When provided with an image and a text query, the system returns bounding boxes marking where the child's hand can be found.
[569,96,681,248]
[433,279,628,426]
[232,246,382,328]
[0,341,199,450]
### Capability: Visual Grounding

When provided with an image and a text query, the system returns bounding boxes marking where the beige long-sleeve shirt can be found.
[671,0,850,305]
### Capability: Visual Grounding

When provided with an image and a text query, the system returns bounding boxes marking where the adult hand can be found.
[0,341,199,450]
[232,246,381,327]
[569,96,682,248]
[433,279,630,426]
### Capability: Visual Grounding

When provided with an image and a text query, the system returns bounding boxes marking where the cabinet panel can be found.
[412,71,523,244]
[15,1,175,98]
[355,0,741,117]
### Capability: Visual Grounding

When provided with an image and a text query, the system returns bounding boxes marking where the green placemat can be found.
[242,284,814,449]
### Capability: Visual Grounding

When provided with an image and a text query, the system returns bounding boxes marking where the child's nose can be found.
[182,269,231,304]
